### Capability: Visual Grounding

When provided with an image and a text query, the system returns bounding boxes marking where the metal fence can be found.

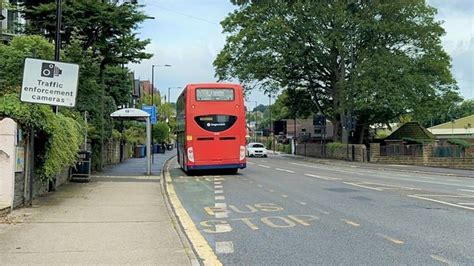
[433,146,465,158]
[380,145,423,157]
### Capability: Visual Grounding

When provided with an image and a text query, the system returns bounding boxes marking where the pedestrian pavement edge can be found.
[161,156,222,266]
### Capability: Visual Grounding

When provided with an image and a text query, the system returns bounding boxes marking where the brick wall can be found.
[296,143,368,162]
[370,143,474,170]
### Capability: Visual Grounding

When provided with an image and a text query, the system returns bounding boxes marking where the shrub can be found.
[447,139,471,149]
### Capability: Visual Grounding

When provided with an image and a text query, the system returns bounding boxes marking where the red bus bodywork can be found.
[176,83,247,172]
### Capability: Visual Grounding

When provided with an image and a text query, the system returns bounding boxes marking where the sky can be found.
[129,0,474,106]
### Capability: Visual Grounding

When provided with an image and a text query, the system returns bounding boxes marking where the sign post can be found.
[21,58,79,108]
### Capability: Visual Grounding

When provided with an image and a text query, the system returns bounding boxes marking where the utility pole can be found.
[53,0,62,114]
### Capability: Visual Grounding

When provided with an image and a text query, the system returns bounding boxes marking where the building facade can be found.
[1,0,25,43]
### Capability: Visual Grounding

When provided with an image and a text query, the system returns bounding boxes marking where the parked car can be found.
[247,142,268,157]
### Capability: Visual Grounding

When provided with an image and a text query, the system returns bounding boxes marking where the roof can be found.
[429,114,474,130]
[385,122,435,141]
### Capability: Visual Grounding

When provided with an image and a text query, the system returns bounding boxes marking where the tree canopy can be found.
[215,1,460,143]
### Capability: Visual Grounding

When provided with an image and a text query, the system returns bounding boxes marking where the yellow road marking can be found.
[164,161,222,265]
[261,216,296,228]
[408,195,474,211]
[341,219,360,227]
[343,182,383,191]
[231,217,259,230]
[430,254,452,265]
[288,215,319,226]
[377,233,404,245]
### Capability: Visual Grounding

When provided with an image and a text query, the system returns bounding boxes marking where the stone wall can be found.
[296,143,368,162]
[370,143,474,170]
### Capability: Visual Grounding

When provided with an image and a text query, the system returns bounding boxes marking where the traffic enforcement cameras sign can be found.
[21,58,79,107]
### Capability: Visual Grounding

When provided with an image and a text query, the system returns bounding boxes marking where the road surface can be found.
[169,154,474,265]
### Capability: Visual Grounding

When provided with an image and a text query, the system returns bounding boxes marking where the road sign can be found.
[142,105,157,124]
[20,58,79,107]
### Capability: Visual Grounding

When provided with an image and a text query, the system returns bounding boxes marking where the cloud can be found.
[428,0,474,16]
[451,37,474,98]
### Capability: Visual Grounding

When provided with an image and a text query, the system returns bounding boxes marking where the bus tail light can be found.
[187,147,195,162]
[239,146,246,161]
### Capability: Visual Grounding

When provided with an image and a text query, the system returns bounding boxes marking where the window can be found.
[196,88,234,101]
[251,144,265,148]
[194,115,237,132]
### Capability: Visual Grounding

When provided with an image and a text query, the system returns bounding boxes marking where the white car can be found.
[247,142,268,157]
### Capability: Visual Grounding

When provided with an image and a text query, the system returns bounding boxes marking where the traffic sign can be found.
[142,105,157,124]
[20,58,79,107]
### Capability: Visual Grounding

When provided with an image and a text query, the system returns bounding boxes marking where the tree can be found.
[23,1,152,169]
[215,1,459,143]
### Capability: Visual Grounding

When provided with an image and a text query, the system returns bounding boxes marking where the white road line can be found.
[214,181,222,185]
[257,184,263,188]
[304,173,339,181]
[408,195,474,211]
[214,185,223,189]
[281,194,288,198]
[412,194,474,198]
[457,203,474,205]
[363,182,416,190]
[215,224,232,233]
[343,182,383,191]
[377,233,404,244]
[430,254,453,265]
[459,189,474,193]
[215,195,225,201]
[247,162,255,165]
[267,189,275,192]
[215,203,227,208]
[261,160,268,163]
[341,219,360,227]
[296,201,307,205]
[276,168,295,173]
[215,212,229,219]
[215,190,224,194]
[216,241,234,254]
[258,164,270,168]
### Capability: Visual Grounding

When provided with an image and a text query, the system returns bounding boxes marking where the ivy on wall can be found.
[0,93,84,181]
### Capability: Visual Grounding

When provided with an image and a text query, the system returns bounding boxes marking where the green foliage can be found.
[216,1,459,143]
[447,139,471,148]
[0,35,55,93]
[0,93,83,180]
[265,138,272,150]
[153,122,170,143]
[326,142,344,153]
[123,122,146,145]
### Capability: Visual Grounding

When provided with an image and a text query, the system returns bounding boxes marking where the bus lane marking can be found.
[377,233,404,245]
[215,212,229,219]
[215,241,234,254]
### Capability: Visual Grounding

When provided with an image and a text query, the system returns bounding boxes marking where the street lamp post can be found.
[168,87,181,104]
[151,64,171,163]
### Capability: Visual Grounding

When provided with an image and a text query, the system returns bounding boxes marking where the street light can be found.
[151,64,171,163]
[168,87,181,103]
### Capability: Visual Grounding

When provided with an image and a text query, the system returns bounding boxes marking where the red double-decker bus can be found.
[176,83,247,173]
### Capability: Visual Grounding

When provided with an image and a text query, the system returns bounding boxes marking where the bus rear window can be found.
[196,88,234,101]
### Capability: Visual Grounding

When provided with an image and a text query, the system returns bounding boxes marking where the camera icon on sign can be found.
[41,63,62,78]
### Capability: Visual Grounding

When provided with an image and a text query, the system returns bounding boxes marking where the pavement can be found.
[0,150,196,265]
[168,154,474,265]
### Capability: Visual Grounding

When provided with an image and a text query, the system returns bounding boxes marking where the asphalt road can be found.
[169,154,474,265]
